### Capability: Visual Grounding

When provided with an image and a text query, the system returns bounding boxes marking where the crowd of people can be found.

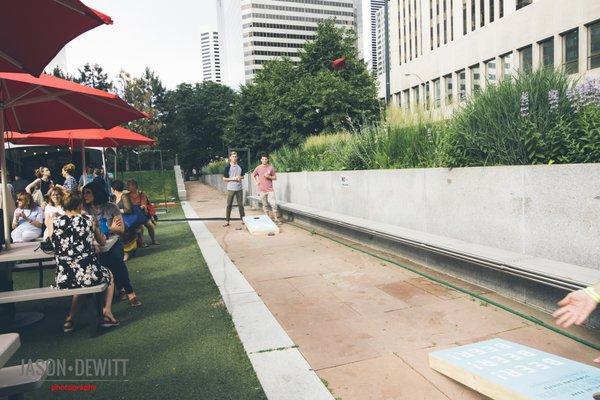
[2,163,160,331]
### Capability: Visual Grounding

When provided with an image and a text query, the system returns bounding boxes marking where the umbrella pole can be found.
[81,141,86,185]
[0,109,10,249]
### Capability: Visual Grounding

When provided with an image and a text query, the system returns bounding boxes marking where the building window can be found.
[395,93,402,107]
[489,0,494,22]
[480,0,484,27]
[403,89,411,109]
[430,0,434,50]
[443,0,448,44]
[589,21,600,70]
[470,64,481,93]
[444,74,453,104]
[434,79,441,108]
[436,0,441,47]
[462,0,467,35]
[539,38,554,68]
[501,52,513,79]
[471,0,476,31]
[499,0,504,17]
[485,58,497,83]
[425,82,431,109]
[520,45,533,72]
[563,29,579,74]
[516,0,532,10]
[457,69,466,100]
[414,85,421,105]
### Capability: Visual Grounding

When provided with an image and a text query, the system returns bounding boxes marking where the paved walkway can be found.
[187,181,599,400]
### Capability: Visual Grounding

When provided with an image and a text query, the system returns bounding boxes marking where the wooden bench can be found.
[248,196,600,292]
[0,284,108,335]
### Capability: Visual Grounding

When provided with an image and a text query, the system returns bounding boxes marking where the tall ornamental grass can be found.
[231,69,600,172]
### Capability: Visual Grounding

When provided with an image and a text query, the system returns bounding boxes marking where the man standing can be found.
[223,151,245,229]
[252,154,281,224]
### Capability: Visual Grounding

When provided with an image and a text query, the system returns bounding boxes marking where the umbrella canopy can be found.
[0,73,146,246]
[0,73,146,133]
[0,0,112,76]
[5,127,156,147]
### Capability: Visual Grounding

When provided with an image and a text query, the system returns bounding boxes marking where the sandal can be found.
[119,289,128,301]
[128,296,142,307]
[222,222,230,227]
[151,241,160,246]
[63,319,74,333]
[100,316,119,329]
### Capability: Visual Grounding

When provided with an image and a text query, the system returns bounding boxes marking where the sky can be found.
[63,0,218,89]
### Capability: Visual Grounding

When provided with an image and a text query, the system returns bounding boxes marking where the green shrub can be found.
[201,159,227,175]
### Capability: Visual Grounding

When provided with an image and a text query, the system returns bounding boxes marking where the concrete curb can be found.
[181,202,333,400]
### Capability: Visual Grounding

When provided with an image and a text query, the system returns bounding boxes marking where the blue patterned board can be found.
[429,338,600,400]
[243,215,279,235]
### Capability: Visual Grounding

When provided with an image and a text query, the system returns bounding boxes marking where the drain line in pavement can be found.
[288,221,600,352]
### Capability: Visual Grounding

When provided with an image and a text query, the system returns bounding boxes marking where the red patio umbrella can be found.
[0,0,113,76]
[0,73,146,245]
[5,127,155,184]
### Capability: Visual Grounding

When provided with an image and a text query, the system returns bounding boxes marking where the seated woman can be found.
[111,180,146,261]
[11,192,43,242]
[127,179,159,246]
[83,182,142,307]
[49,192,118,332]
[44,186,66,239]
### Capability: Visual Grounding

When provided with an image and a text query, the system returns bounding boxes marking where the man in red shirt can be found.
[252,154,281,224]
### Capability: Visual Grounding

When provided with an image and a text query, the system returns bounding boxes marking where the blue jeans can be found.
[99,238,134,294]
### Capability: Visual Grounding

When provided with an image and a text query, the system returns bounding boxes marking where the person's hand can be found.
[237,176,243,182]
[553,289,597,328]
[264,173,270,178]
[93,243,101,254]
[19,211,27,220]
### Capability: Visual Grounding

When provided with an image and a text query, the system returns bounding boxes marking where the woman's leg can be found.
[66,295,81,320]
[144,220,158,245]
[100,240,135,295]
[10,225,23,242]
[22,228,41,242]
[103,272,116,322]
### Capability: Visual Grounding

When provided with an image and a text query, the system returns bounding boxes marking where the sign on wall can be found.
[341,175,349,187]
[429,338,600,399]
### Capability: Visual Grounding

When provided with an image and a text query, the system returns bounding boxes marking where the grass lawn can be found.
[117,170,179,204]
[7,206,266,400]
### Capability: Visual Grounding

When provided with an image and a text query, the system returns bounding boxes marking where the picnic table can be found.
[0,243,54,331]
[0,333,47,399]
[0,236,119,332]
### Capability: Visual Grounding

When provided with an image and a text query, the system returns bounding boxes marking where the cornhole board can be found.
[243,215,279,235]
[429,338,600,400]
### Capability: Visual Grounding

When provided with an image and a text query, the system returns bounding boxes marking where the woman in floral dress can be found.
[50,191,119,332]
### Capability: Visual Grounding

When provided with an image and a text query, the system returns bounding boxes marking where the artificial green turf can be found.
[118,170,179,204]
[7,206,267,400]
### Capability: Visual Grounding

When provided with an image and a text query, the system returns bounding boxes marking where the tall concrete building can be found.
[217,0,358,86]
[370,0,386,72]
[375,6,388,77]
[379,0,600,114]
[217,0,246,88]
[201,31,222,83]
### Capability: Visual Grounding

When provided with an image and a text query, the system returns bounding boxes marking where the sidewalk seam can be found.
[181,202,334,400]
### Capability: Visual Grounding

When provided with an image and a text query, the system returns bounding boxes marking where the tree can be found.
[162,81,237,169]
[225,19,379,157]
[51,66,75,81]
[117,68,167,170]
[75,62,114,92]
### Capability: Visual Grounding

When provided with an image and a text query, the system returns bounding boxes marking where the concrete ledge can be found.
[266,199,600,290]
[181,202,334,400]
[174,166,187,200]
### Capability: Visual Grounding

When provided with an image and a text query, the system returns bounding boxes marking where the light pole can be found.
[405,73,425,85]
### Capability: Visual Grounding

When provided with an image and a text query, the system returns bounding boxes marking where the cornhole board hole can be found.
[429,338,600,400]
[243,215,279,235]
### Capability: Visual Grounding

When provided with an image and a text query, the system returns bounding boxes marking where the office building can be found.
[371,0,386,71]
[218,0,358,86]
[378,0,600,114]
[201,31,222,83]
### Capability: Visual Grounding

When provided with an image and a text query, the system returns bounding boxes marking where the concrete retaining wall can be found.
[174,165,187,201]
[203,164,600,271]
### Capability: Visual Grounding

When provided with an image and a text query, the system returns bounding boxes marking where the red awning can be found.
[0,0,113,76]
